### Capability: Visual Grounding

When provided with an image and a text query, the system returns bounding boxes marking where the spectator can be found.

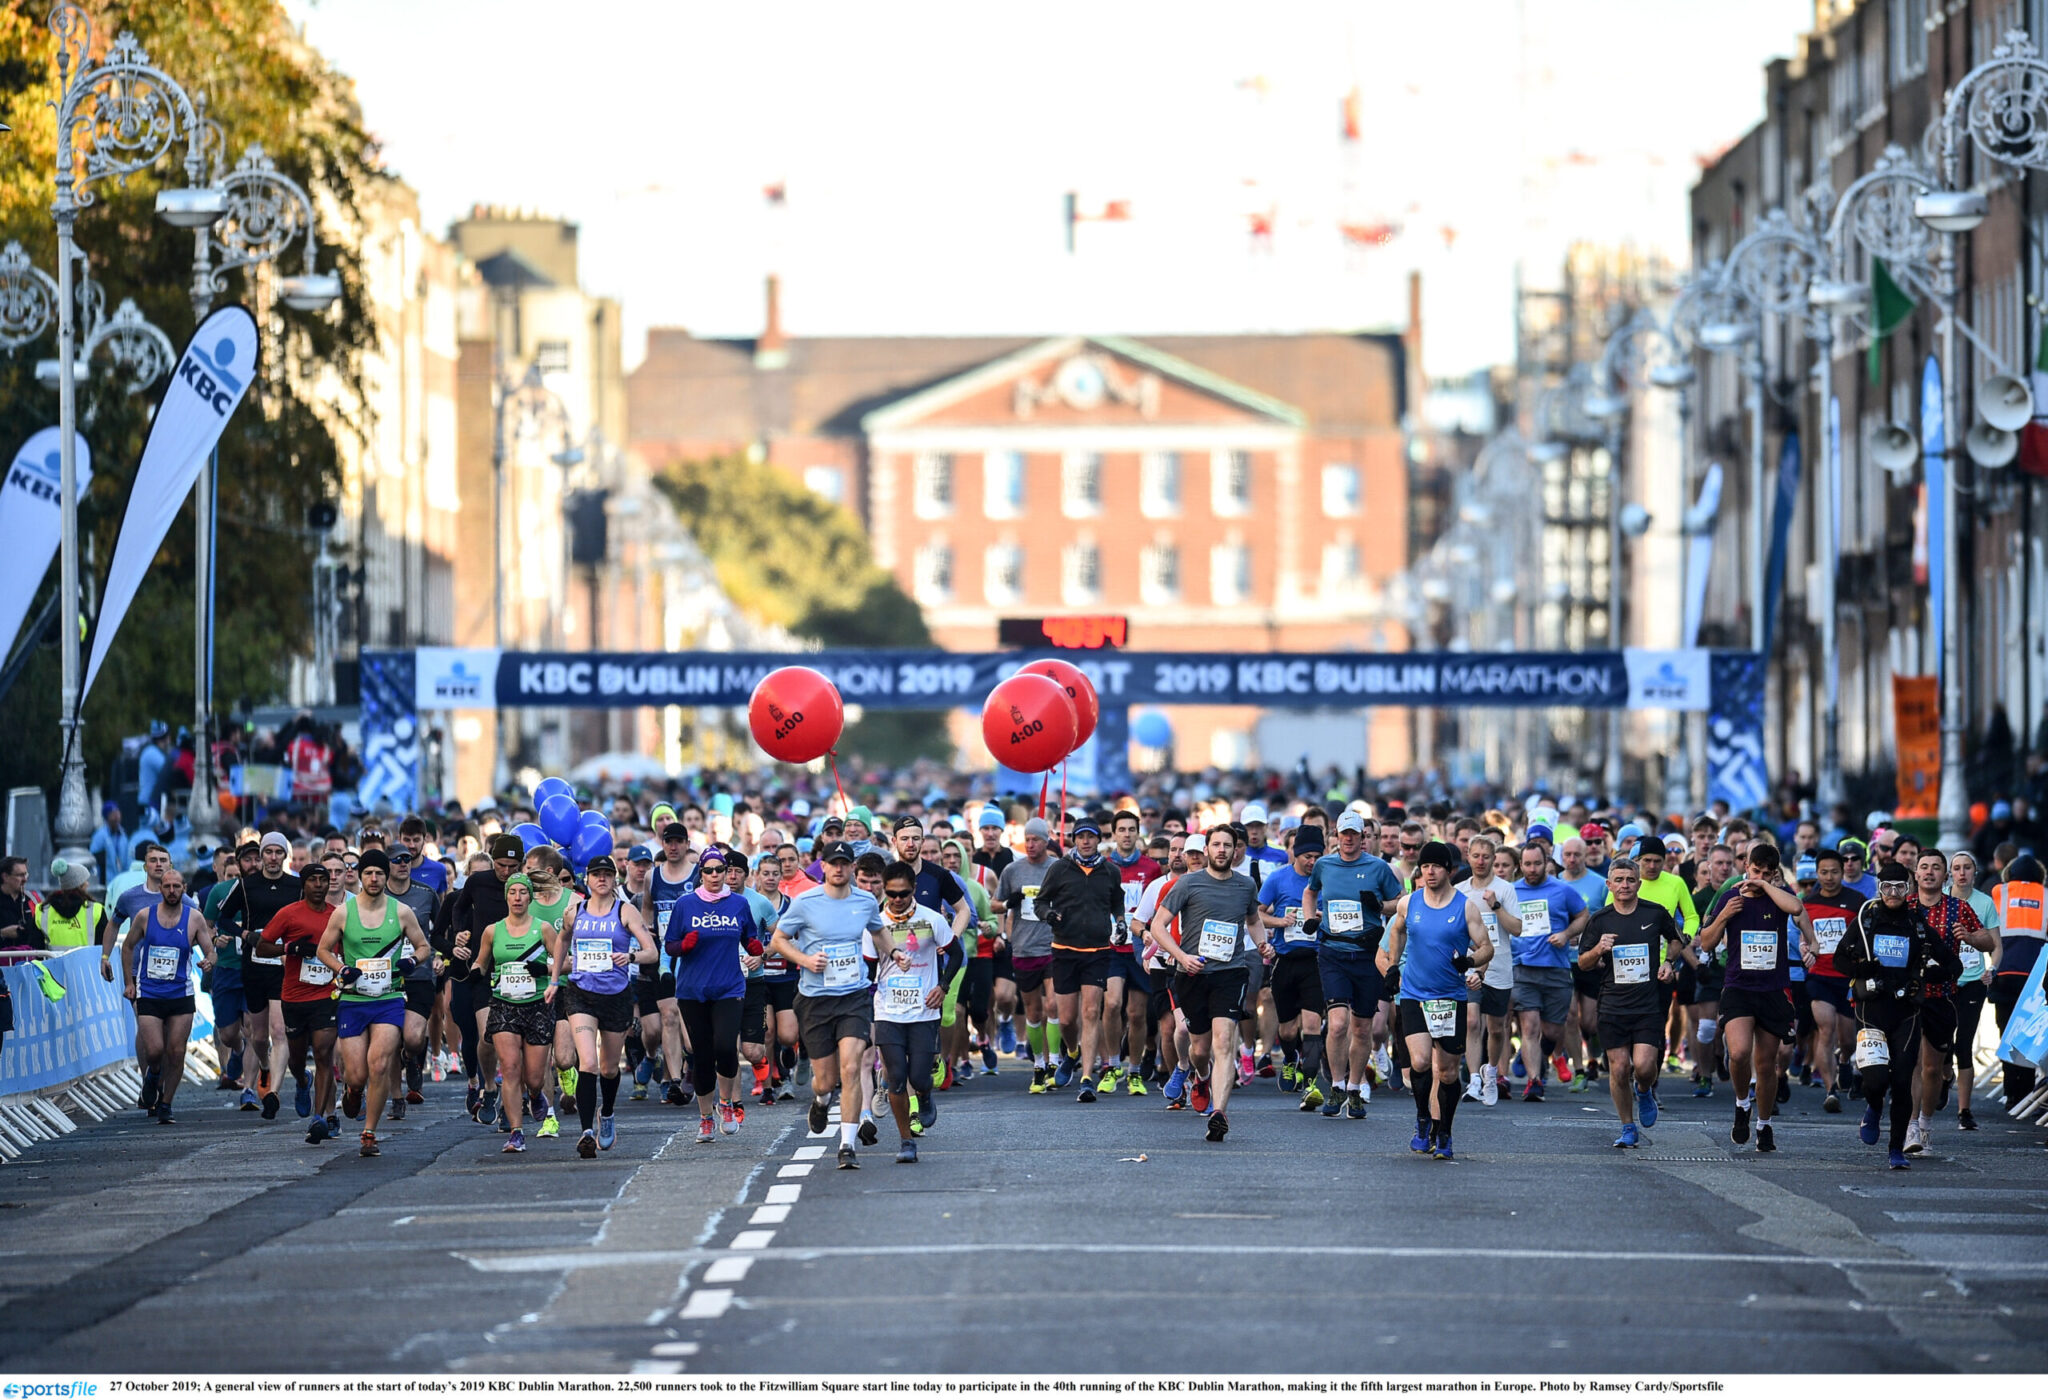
[90,800,134,884]
[0,855,34,949]
[136,720,172,812]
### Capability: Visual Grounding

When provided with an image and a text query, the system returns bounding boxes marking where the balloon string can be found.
[829,751,849,815]
[1037,773,1049,820]
[1058,758,1068,831]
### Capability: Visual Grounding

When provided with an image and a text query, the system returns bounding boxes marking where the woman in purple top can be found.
[1699,845,1808,1154]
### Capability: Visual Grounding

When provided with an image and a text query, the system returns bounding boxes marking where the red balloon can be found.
[1018,658,1099,750]
[981,674,1077,774]
[749,666,845,763]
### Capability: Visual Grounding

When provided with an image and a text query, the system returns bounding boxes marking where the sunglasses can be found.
[343,860,360,871]
[884,888,915,902]
[1877,881,1910,895]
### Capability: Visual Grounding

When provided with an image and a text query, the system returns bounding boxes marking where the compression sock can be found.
[1280,1033,1301,1067]
[1301,1033,1323,1084]
[1435,1080,1460,1134]
[576,1073,598,1130]
[1046,1022,1063,1061]
[600,1074,620,1115]
[1411,1070,1433,1122]
[224,1049,243,1083]
[1026,1022,1047,1066]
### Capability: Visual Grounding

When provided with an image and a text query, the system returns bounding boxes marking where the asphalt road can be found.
[1,1054,2045,1374]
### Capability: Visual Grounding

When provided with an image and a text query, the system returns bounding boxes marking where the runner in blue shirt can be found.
[1257,826,1327,1109]
[1510,843,1590,1101]
[1300,811,1406,1121]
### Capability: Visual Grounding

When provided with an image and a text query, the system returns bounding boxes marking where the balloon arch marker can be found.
[356,647,1764,809]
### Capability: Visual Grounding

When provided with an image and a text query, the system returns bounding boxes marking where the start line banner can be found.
[403,647,1728,713]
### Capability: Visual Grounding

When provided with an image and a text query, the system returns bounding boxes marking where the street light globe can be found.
[154,187,228,230]
[34,358,89,387]
[1618,502,1653,538]
[1808,279,1868,309]
[1489,578,1518,606]
[1648,363,1696,389]
[1913,189,1987,233]
[1698,320,1754,349]
[551,445,587,469]
[1583,391,1629,422]
[279,272,342,312]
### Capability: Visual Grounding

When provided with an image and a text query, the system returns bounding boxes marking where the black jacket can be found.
[1036,856,1127,950]
[1835,898,1962,1005]
[441,869,508,975]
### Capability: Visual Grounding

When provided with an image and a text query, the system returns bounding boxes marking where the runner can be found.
[1835,863,1962,1169]
[552,855,657,1157]
[1377,840,1489,1159]
[1152,826,1265,1142]
[1943,851,1995,1133]
[1680,842,1735,1095]
[770,840,901,1169]
[1037,815,1124,1102]
[119,867,216,1125]
[1299,811,1405,1120]
[640,820,698,1106]
[384,844,440,1119]
[1799,847,1864,1114]
[872,861,960,1162]
[1132,833,1202,1106]
[1257,826,1327,1110]
[216,832,300,1118]
[742,853,799,1103]
[667,848,766,1142]
[1697,844,1805,1152]
[1104,809,1162,1097]
[195,843,250,1091]
[1454,834,1521,1107]
[1576,856,1682,1149]
[444,833,520,1125]
[993,820,1060,1092]
[471,873,557,1152]
[1508,841,1591,1102]
[1904,849,1991,1154]
[259,860,347,1140]
[524,847,581,1139]
[317,849,430,1158]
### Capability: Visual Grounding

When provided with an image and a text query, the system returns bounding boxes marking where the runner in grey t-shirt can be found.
[1154,828,1265,1143]
[992,820,1060,1090]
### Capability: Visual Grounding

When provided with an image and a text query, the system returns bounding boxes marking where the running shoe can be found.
[664,1081,689,1107]
[981,1042,998,1073]
[1410,1117,1432,1153]
[1665,1054,1684,1075]
[718,1100,740,1136]
[1205,1110,1230,1142]
[1298,1084,1324,1112]
[305,1116,330,1146]
[141,1070,161,1112]
[732,1100,746,1126]
[558,1067,579,1100]
[1462,1079,1483,1104]
[1162,1067,1187,1102]
[1859,1103,1881,1145]
[1481,1066,1499,1106]
[598,1115,616,1150]
[1777,1073,1792,1104]
[1636,1087,1659,1128]
[1904,1119,1926,1155]
[261,1089,280,1121]
[1522,1080,1545,1103]
[295,1078,313,1119]
[156,1103,175,1126]
[1615,1123,1640,1150]
[999,1022,1018,1056]
[1755,1123,1776,1153]
[342,1084,364,1120]
[536,1114,560,1140]
[1692,1076,1713,1099]
[1372,1047,1393,1082]
[1238,1050,1257,1085]
[896,1140,917,1164]
[1345,1090,1367,1120]
[326,1113,340,1138]
[1190,1077,1212,1115]
[406,1087,425,1105]
[1356,1077,1372,1104]
[1126,1072,1147,1097]
[1053,1056,1077,1090]
[838,1145,859,1169]
[1569,1074,1592,1094]
[1076,1078,1098,1103]
[1959,1107,1978,1131]
[360,1131,381,1157]
[1256,1053,1277,1079]
[1888,1149,1910,1170]
[697,1115,716,1144]
[1430,1134,1454,1161]
[1166,1091,1188,1111]
[919,1094,937,1129]
[1732,1102,1752,1145]
[1824,1092,1842,1114]
[1936,1074,1950,1112]
[1511,1055,1526,1079]
[238,1085,260,1112]
[389,1096,406,1121]
[466,1084,482,1118]
[502,1130,526,1153]
[528,1092,549,1123]
[578,1129,598,1159]
[858,1115,879,1147]
[808,1096,830,1133]
[1029,1067,1049,1094]
[932,1059,947,1090]
[1320,1087,1343,1117]
[1099,1067,1121,1095]
[1552,1055,1574,1084]
[1279,1064,1298,1092]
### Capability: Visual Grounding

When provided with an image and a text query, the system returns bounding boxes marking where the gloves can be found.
[287,938,317,959]
[340,966,362,987]
[743,938,764,958]
[1451,953,1474,972]
[671,930,699,956]
[396,956,418,977]
[1301,916,1321,937]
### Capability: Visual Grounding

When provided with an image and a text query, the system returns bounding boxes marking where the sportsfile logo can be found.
[3,1383,100,1397]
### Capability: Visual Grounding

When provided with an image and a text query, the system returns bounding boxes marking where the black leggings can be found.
[1953,982,1986,1081]
[1856,1009,1921,1153]
[677,997,742,1096]
[450,976,481,1080]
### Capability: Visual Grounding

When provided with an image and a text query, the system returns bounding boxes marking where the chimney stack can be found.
[755,274,789,370]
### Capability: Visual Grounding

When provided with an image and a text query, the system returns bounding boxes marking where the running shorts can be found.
[1397,996,1469,1055]
[135,995,196,1021]
[1012,954,1053,995]
[1511,965,1574,1024]
[1052,949,1111,996]
[1718,984,1795,1042]
[1317,948,1384,1012]
[796,989,873,1059]
[1173,967,1251,1026]
[1597,1006,1665,1051]
[338,998,405,1040]
[560,982,636,1034]
[1269,952,1325,1024]
[283,998,338,1036]
[486,998,555,1046]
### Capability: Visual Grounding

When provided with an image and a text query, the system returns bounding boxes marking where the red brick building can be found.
[627,281,1416,770]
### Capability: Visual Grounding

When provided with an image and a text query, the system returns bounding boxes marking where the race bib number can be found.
[1854,1026,1891,1068]
[249,938,283,967]
[1813,916,1847,954]
[575,938,612,974]
[882,973,924,1015]
[1286,909,1316,945]
[1479,906,1500,937]
[1019,887,1040,922]
[355,957,393,996]
[1519,901,1552,940]
[299,958,335,987]
[144,945,181,982]
[497,964,536,999]
[1327,900,1364,934]
[1873,934,1910,969]
[1197,918,1238,961]
[1123,882,1145,915]
[1421,998,1458,1039]
[1959,943,1983,974]
[822,941,862,990]
[1739,929,1777,971]
[1612,943,1650,985]
[764,953,788,973]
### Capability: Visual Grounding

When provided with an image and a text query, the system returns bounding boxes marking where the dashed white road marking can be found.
[765,1184,802,1204]
[749,1204,791,1224]
[679,1287,734,1318]
[631,1360,684,1374]
[703,1256,754,1284]
[729,1229,776,1250]
[776,1163,813,1178]
[793,1145,827,1160]
[651,1342,700,1358]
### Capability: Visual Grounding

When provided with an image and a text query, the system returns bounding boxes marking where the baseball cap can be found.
[387,845,413,863]
[488,833,525,862]
[260,832,292,853]
[628,844,655,864]
[586,855,618,876]
[1579,821,1607,841]
[817,840,856,864]
[660,821,689,841]
[1072,817,1101,838]
[1839,837,1869,860]
[1336,811,1367,834]
[1023,817,1052,839]
[1241,802,1269,825]
[1182,832,1207,853]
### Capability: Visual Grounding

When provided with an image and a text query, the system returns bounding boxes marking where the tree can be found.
[0,1,379,809]
[653,455,948,765]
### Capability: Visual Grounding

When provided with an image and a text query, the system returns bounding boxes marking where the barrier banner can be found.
[1995,952,2048,1071]
[0,947,211,1097]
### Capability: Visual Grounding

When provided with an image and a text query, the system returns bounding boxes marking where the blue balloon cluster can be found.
[526,776,615,871]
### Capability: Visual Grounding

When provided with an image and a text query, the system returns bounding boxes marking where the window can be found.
[803,465,843,505]
[1140,539,1180,604]
[1210,539,1250,605]
[1211,449,1251,516]
[983,450,1025,518]
[1321,537,1361,593]
[1062,538,1102,605]
[914,453,954,518]
[1892,0,1926,82]
[984,542,1025,605]
[1321,463,1360,517]
[913,540,954,604]
[1063,452,1102,517]
[534,340,570,373]
[1141,451,1182,517]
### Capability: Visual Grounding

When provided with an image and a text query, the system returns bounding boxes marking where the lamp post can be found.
[490,359,578,791]
[46,3,219,874]
[1916,28,2048,854]
[179,139,339,847]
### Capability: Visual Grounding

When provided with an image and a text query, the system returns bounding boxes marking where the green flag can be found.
[1869,256,1916,384]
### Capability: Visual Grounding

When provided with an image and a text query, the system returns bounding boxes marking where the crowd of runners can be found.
[35,785,2044,1171]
